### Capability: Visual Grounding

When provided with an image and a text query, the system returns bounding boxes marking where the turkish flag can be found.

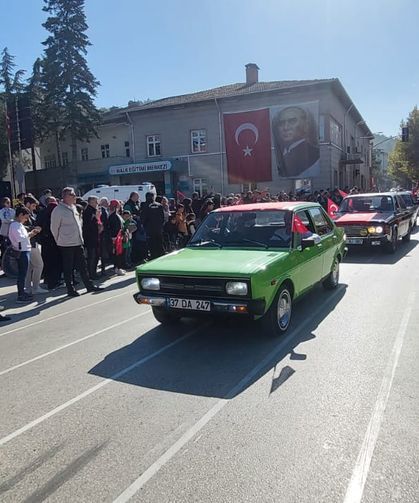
[338,189,348,198]
[224,109,272,184]
[327,198,339,218]
[292,214,310,234]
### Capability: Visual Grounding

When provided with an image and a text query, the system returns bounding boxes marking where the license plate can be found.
[168,298,211,311]
[347,238,363,245]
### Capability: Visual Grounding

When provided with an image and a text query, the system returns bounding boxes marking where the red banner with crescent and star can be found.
[224,109,272,184]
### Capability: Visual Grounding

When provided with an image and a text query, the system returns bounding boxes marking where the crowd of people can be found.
[0,183,366,314]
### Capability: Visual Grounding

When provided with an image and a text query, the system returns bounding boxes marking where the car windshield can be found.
[188,210,293,249]
[339,196,394,213]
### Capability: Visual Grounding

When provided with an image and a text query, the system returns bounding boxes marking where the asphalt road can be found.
[0,231,418,503]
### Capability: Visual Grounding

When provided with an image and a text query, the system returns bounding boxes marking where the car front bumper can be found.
[345,235,390,247]
[133,293,266,316]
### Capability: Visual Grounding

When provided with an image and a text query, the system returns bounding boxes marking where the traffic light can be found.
[402,126,409,142]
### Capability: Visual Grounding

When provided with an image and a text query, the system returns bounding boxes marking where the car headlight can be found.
[140,277,160,291]
[368,226,384,234]
[226,281,248,296]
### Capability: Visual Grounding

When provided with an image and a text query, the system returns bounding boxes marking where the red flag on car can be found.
[292,214,310,234]
[223,109,272,184]
[327,198,339,218]
[338,189,348,198]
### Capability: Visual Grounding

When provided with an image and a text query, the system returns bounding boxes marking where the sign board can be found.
[109,161,171,176]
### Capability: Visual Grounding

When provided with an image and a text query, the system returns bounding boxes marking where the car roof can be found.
[344,192,396,198]
[214,202,320,212]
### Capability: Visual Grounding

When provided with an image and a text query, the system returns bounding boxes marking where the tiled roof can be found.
[111,79,337,116]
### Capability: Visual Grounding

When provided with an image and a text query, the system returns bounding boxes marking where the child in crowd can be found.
[122,210,137,268]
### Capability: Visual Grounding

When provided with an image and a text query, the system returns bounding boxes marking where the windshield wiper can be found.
[188,239,222,248]
[225,238,269,249]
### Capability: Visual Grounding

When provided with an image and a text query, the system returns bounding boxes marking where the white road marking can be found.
[343,292,415,503]
[0,328,197,447]
[0,290,134,338]
[112,286,344,503]
[0,310,151,377]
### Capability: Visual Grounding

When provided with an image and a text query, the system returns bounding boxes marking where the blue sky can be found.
[0,0,417,136]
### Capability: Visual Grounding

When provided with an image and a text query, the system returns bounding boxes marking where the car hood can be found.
[334,212,394,225]
[137,247,288,277]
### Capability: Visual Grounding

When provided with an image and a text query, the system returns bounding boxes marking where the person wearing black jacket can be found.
[141,192,165,259]
[124,192,143,264]
[37,199,63,290]
[99,197,112,275]
[82,196,101,279]
[108,199,125,275]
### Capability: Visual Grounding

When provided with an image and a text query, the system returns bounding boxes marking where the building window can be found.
[241,182,258,193]
[124,140,130,158]
[81,147,88,161]
[330,117,342,146]
[44,155,56,169]
[101,144,110,158]
[191,129,207,153]
[192,178,208,197]
[62,152,69,167]
[147,135,161,157]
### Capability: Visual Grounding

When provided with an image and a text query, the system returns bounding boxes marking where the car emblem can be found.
[360,229,368,236]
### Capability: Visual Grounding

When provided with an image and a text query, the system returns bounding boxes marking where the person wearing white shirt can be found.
[8,207,42,303]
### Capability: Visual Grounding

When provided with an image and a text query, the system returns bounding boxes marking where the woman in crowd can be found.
[108,199,125,275]
[197,199,215,224]
[8,207,42,303]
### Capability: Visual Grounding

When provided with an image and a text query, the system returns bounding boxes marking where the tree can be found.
[41,0,100,183]
[0,48,26,180]
[388,106,419,187]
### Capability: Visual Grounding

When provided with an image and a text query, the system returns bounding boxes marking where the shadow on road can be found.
[0,275,135,328]
[89,284,347,399]
[344,239,417,265]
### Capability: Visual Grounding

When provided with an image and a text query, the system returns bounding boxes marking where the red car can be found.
[334,192,413,254]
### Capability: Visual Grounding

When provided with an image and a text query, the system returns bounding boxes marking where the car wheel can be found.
[152,307,181,324]
[261,284,292,336]
[402,226,412,242]
[385,227,398,254]
[323,257,340,290]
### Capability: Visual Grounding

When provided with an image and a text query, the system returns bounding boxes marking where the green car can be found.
[134,202,346,336]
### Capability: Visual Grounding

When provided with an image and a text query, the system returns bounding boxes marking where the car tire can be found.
[323,257,340,290]
[261,284,292,336]
[152,307,181,324]
[402,226,411,242]
[385,227,398,254]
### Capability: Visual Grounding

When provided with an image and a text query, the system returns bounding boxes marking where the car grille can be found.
[344,225,368,237]
[141,275,250,299]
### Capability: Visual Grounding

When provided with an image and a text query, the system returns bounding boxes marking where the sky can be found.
[0,0,418,136]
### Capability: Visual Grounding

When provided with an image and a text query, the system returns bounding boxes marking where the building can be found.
[29,64,373,196]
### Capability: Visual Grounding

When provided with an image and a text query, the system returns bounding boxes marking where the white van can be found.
[81,183,157,203]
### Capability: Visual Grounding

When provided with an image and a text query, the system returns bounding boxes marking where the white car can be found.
[81,183,156,202]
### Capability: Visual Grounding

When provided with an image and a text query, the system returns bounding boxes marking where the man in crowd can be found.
[99,197,112,275]
[141,192,165,259]
[82,196,101,279]
[50,187,103,297]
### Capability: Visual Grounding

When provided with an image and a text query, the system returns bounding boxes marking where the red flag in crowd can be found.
[327,198,339,218]
[223,109,272,184]
[176,190,185,201]
[338,189,348,198]
[292,214,310,234]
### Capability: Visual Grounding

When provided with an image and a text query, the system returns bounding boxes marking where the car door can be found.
[394,195,410,236]
[290,209,324,293]
[307,207,336,280]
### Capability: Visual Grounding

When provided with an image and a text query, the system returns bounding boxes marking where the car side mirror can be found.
[301,233,321,250]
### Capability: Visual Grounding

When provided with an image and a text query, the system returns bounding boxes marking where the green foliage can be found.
[41,0,100,155]
[388,106,419,185]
